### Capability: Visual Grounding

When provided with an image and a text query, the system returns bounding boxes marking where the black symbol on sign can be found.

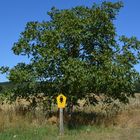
[60,96,63,103]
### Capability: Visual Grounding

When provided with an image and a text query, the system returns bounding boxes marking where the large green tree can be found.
[1,1,140,109]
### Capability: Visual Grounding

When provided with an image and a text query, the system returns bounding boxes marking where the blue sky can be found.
[0,0,140,82]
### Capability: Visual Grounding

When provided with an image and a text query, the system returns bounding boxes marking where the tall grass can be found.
[0,94,140,139]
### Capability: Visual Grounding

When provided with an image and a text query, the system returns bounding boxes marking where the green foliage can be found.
[0,85,2,92]
[135,79,140,93]
[1,1,140,106]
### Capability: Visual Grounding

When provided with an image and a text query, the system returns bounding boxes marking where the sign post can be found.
[59,108,64,135]
[57,94,66,135]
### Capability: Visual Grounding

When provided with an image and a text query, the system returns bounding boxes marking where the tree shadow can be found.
[64,111,108,130]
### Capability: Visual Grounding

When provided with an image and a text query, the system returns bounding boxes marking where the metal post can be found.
[59,108,64,135]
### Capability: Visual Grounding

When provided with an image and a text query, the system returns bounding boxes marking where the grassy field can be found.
[0,121,140,140]
[0,94,140,140]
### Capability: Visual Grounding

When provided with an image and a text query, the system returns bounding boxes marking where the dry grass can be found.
[0,94,140,139]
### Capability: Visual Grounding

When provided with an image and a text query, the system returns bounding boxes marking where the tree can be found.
[1,1,140,112]
[0,85,3,92]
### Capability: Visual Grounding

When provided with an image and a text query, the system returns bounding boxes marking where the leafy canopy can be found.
[1,1,140,105]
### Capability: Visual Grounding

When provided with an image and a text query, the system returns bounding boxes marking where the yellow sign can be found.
[57,94,67,108]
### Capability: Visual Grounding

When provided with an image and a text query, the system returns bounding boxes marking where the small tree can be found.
[1,1,140,112]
